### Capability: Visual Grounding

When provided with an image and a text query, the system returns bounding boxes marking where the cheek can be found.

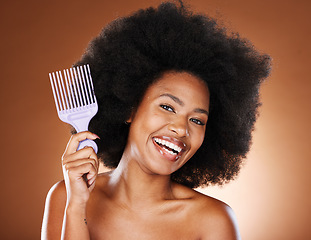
[146,111,170,128]
[132,110,166,137]
[191,128,206,150]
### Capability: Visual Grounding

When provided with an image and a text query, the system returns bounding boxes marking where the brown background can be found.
[1,0,310,239]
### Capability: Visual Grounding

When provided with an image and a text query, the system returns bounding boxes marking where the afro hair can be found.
[75,1,271,188]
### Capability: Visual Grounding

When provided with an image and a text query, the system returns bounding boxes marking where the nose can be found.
[168,116,189,137]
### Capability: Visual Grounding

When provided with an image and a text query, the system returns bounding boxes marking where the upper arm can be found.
[200,201,241,240]
[41,181,67,240]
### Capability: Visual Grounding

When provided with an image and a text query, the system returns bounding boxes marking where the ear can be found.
[125,119,131,124]
[125,108,136,124]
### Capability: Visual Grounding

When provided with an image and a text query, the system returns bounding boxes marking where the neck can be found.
[107,155,175,208]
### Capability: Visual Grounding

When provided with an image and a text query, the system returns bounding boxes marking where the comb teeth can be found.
[49,64,96,112]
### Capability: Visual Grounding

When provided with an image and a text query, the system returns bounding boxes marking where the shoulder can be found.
[44,180,67,208]
[41,181,67,239]
[172,184,241,240]
[194,190,241,240]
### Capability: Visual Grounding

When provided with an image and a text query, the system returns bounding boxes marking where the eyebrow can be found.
[194,108,209,116]
[160,93,184,106]
[159,93,209,116]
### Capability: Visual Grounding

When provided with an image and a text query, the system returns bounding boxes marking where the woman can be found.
[42,1,270,239]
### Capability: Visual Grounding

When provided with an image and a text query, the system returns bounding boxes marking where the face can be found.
[123,71,210,176]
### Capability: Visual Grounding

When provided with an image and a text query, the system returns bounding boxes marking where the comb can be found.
[49,64,98,153]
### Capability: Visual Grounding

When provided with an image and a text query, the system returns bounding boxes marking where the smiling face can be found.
[123,71,210,176]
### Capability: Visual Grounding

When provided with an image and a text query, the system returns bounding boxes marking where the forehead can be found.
[145,71,210,102]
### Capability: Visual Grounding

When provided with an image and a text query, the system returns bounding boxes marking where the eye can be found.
[160,104,175,113]
[190,118,205,126]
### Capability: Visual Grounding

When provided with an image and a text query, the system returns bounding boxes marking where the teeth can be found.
[163,147,177,155]
[154,138,182,153]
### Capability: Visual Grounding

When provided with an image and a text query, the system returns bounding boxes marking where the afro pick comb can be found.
[49,64,98,153]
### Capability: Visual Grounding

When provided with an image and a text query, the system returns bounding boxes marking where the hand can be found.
[61,131,100,208]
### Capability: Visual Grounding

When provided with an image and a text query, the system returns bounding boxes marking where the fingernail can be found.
[93,133,100,139]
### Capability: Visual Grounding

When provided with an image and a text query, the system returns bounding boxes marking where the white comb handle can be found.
[73,116,98,153]
[78,139,98,153]
[68,102,98,153]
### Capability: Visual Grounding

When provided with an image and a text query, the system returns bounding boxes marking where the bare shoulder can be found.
[195,191,241,240]
[173,183,241,240]
[44,180,67,210]
[47,180,66,200]
[41,181,67,239]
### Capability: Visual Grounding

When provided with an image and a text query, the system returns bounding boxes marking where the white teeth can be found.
[154,138,182,153]
[163,147,177,155]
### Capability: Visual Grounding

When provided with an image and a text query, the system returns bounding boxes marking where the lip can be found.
[152,136,187,162]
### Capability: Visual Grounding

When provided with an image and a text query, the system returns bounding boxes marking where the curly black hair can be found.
[74,1,271,188]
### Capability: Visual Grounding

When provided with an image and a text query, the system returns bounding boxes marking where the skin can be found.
[41,71,241,240]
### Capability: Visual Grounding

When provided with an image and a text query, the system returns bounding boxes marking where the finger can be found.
[63,131,99,156]
[88,179,96,191]
[63,158,99,174]
[64,162,98,182]
[62,146,98,165]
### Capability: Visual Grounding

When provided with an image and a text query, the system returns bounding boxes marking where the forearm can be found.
[61,205,90,240]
